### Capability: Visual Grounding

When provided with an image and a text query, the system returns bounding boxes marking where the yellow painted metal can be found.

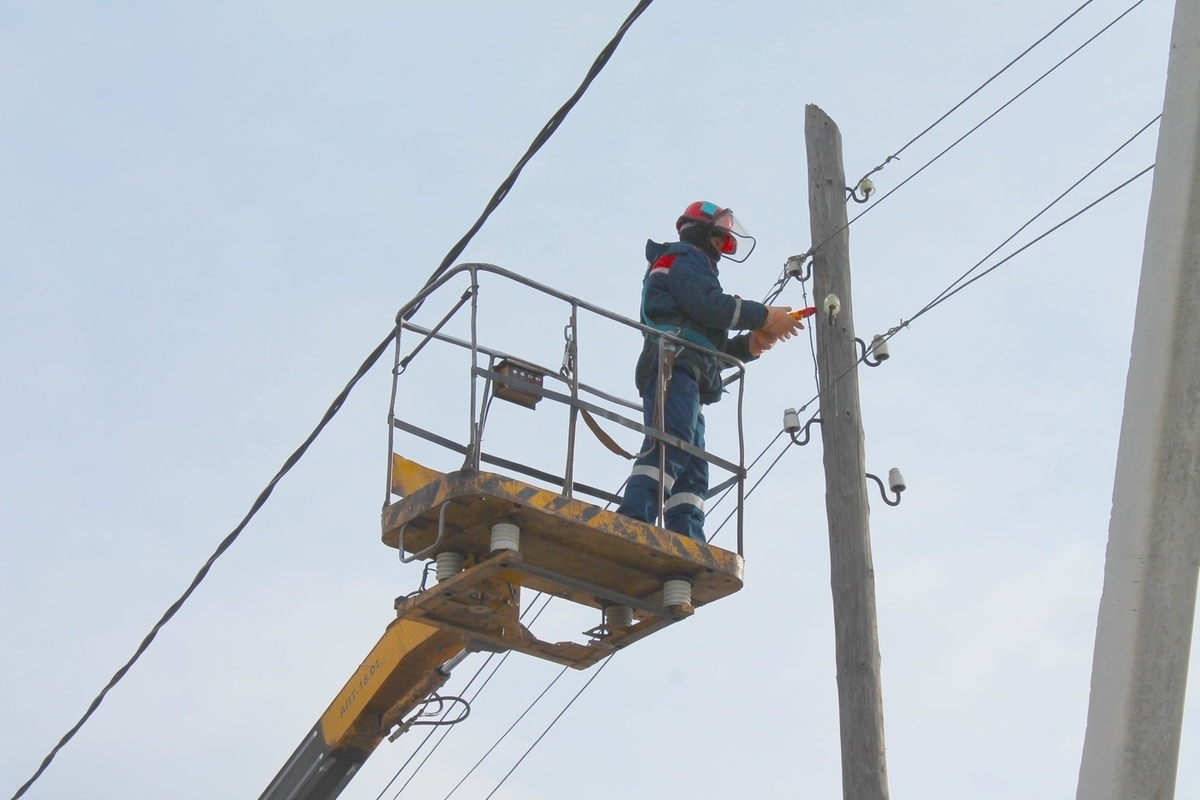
[390,454,444,497]
[382,469,744,607]
[316,618,462,751]
[382,467,744,669]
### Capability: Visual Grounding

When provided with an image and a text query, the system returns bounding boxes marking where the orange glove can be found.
[762,306,802,340]
[749,330,777,356]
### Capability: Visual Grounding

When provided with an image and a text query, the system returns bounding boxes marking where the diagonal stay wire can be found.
[454,132,1161,794]
[857,0,1099,183]
[372,650,503,800]
[8,326,395,800]
[377,593,554,800]
[711,158,1153,542]
[469,400,805,787]
[440,666,571,800]
[761,0,1131,308]
[709,431,799,545]
[905,114,1159,324]
[412,0,655,302]
[792,161,1157,424]
[911,163,1155,321]
[716,122,1160,539]
[808,0,1147,267]
[8,3,656,798]
[481,657,615,800]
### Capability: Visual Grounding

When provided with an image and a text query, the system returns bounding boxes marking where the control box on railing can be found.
[494,359,546,409]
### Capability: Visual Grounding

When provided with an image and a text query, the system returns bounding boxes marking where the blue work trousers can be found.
[616,370,708,542]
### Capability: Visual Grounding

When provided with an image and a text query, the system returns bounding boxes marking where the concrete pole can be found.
[805,103,890,800]
[1077,2,1200,797]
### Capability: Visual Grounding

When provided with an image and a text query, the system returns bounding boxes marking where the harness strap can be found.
[579,408,642,460]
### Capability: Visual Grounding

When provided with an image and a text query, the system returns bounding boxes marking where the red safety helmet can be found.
[675,200,756,262]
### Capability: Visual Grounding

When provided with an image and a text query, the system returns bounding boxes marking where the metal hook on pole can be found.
[846,177,876,204]
[855,334,891,367]
[865,468,906,507]
[783,409,822,446]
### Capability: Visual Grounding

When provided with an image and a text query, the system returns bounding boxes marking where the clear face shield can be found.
[711,208,756,263]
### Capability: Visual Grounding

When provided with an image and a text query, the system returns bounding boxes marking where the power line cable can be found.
[372,594,550,800]
[710,433,797,544]
[8,4,656,798]
[900,114,1159,325]
[481,657,614,800]
[763,0,1147,306]
[383,594,554,799]
[419,69,1162,800]
[906,163,1154,322]
[856,0,1099,184]
[7,327,393,800]
[411,0,655,302]
[841,0,1147,237]
[371,652,502,800]
[787,157,1157,443]
[717,117,1160,539]
[440,666,571,800]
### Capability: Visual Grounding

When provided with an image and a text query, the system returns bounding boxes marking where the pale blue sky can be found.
[0,2,1190,798]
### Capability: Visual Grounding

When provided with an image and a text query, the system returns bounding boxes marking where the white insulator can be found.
[888,467,907,494]
[785,254,806,277]
[604,604,633,630]
[858,177,876,198]
[662,578,692,607]
[490,522,520,553]
[435,551,465,583]
[870,334,890,361]
[783,408,801,433]
[824,293,841,317]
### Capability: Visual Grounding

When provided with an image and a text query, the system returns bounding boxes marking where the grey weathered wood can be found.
[805,103,890,800]
[1076,1,1200,797]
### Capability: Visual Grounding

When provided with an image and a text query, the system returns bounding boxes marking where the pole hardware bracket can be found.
[823,293,841,322]
[866,468,906,507]
[785,253,812,283]
[846,177,876,204]
[855,334,891,367]
[783,409,821,446]
[387,694,471,741]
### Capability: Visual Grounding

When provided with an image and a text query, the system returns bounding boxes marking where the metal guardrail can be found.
[385,263,748,553]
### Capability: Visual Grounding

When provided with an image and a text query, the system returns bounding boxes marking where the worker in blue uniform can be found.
[616,201,801,542]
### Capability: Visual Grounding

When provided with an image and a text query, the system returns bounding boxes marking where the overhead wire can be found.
[855,0,1099,185]
[389,9,1164,793]
[371,659,492,800]
[8,2,1153,798]
[712,112,1161,542]
[379,592,554,799]
[439,666,571,800]
[761,0,1147,306]
[895,114,1160,326]
[415,28,1163,793]
[385,128,1158,800]
[7,3,657,798]
[481,657,615,800]
[838,0,1148,237]
[741,162,1159,522]
[905,163,1155,322]
[411,0,656,303]
[798,121,1160,416]
[502,154,1159,794]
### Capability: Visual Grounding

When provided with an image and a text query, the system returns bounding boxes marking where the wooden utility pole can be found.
[805,104,890,800]
[1077,1,1200,797]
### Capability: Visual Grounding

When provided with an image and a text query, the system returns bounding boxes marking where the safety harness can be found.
[579,252,707,461]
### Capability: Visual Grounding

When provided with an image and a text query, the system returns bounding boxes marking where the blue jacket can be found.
[635,239,769,404]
